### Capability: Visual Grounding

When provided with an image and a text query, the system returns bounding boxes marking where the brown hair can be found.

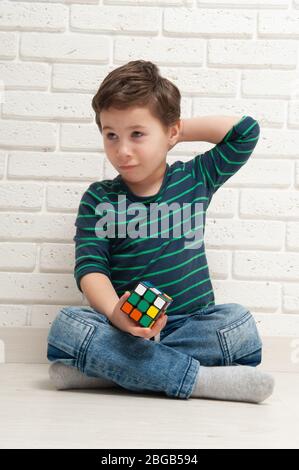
[91,60,181,134]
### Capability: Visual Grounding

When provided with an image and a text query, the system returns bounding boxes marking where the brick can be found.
[29,304,71,328]
[222,158,292,188]
[40,243,74,272]
[71,5,159,33]
[60,123,102,150]
[193,97,284,127]
[0,272,82,303]
[198,0,288,7]
[160,66,238,96]
[0,121,56,149]
[0,1,67,31]
[0,305,27,327]
[165,8,254,37]
[52,64,114,92]
[3,91,93,121]
[205,219,284,249]
[283,283,299,313]
[21,33,109,63]
[208,39,297,68]
[234,251,299,281]
[240,190,299,219]
[286,222,299,250]
[0,182,43,210]
[46,183,89,212]
[296,161,299,188]
[0,32,17,59]
[242,70,299,99]
[0,243,36,271]
[115,37,205,65]
[289,101,299,128]
[0,80,5,105]
[65,0,100,3]
[96,0,185,3]
[0,62,50,90]
[256,128,299,158]
[0,213,75,242]
[259,11,299,37]
[207,188,237,217]
[8,152,104,181]
[206,250,230,278]
[213,279,280,310]
[254,313,299,336]
[0,153,6,178]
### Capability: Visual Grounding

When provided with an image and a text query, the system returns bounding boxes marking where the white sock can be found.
[191,365,275,404]
[49,362,118,390]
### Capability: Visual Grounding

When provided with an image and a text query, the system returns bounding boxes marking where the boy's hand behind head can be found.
[110,291,168,340]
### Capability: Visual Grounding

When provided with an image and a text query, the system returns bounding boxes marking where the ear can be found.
[176,119,184,143]
[171,119,183,144]
[168,120,183,150]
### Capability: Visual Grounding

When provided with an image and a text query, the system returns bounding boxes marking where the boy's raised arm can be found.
[178,115,244,145]
[181,115,260,198]
[80,272,120,320]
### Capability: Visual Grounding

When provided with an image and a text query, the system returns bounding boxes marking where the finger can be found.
[159,312,167,322]
[132,314,167,338]
[131,325,150,336]
[151,315,167,334]
[119,291,131,304]
[159,316,168,330]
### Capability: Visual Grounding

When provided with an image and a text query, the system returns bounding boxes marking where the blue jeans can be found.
[47,303,262,400]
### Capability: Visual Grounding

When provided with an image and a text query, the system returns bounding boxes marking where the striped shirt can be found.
[74,115,260,317]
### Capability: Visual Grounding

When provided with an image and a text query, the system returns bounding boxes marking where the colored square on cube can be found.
[120,280,173,328]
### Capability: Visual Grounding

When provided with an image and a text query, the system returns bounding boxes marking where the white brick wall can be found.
[0,0,298,342]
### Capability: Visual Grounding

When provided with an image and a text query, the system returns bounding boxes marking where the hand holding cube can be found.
[120,281,173,328]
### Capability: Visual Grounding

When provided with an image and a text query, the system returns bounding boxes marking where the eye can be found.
[132,131,143,138]
[106,131,144,140]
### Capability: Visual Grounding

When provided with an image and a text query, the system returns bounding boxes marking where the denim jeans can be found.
[47,302,262,400]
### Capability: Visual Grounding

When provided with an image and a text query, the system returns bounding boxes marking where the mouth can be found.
[119,165,138,170]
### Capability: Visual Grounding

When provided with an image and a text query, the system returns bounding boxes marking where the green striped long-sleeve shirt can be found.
[74,115,260,316]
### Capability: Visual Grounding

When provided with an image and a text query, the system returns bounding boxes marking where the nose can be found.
[116,142,134,164]
[116,138,132,154]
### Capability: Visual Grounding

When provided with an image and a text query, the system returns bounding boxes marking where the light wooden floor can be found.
[0,363,298,449]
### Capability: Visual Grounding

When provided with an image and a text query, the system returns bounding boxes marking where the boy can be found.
[47,60,274,403]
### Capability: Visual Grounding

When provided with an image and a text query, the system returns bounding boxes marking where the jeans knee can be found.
[235,346,262,367]
[47,343,75,363]
[47,306,97,370]
[217,305,263,366]
[226,303,251,320]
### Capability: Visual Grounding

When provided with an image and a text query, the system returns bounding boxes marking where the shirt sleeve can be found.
[73,183,112,293]
[184,115,260,199]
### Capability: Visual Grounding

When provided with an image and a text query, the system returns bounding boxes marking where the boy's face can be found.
[100,105,180,190]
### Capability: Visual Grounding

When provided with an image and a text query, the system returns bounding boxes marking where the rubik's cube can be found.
[120,281,173,328]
